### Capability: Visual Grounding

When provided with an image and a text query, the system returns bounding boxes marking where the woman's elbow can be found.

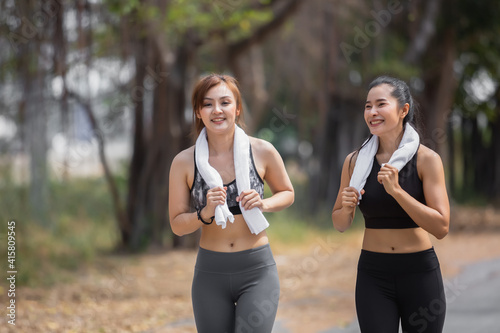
[434,223,449,240]
[332,221,350,233]
[331,214,350,233]
[170,224,185,237]
[169,217,187,237]
[278,189,294,210]
[288,190,295,207]
[334,225,348,233]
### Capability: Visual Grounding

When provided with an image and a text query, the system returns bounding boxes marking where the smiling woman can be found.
[198,84,239,132]
[168,73,294,333]
[331,76,450,333]
[191,74,244,136]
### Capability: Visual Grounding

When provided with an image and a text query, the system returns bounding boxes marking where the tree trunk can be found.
[470,117,487,195]
[421,28,456,161]
[461,117,473,194]
[309,1,367,212]
[17,1,50,226]
[26,71,50,226]
[126,39,196,250]
[483,121,495,197]
[492,114,500,199]
[125,34,148,248]
[403,0,441,64]
[447,117,456,194]
[232,44,269,133]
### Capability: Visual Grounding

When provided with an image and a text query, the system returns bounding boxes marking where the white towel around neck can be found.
[195,125,269,234]
[349,123,420,200]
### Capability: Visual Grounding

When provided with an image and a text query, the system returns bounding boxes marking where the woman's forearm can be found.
[170,211,205,236]
[391,188,449,239]
[261,190,294,213]
[332,207,354,232]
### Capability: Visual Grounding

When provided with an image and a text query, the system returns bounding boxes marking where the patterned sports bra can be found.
[190,146,265,215]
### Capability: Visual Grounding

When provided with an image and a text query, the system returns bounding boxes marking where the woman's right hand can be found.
[341,187,365,212]
[203,186,227,216]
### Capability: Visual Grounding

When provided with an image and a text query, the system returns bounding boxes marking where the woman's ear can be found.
[401,103,410,118]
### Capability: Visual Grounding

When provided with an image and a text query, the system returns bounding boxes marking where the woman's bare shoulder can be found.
[344,150,359,174]
[417,144,442,165]
[171,145,195,168]
[249,136,275,151]
[416,144,444,177]
[248,136,278,161]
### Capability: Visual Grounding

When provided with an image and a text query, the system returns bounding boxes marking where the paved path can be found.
[319,257,500,333]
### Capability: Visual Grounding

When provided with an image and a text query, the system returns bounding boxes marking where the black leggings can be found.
[192,244,280,333]
[355,248,446,333]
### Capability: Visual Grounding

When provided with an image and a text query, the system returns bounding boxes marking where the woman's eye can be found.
[203,103,212,107]
[222,101,230,105]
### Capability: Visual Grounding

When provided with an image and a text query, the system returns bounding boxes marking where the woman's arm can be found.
[239,138,294,212]
[261,140,294,212]
[168,149,205,236]
[332,152,363,232]
[378,147,450,239]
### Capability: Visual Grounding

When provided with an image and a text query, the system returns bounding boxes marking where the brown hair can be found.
[191,73,244,137]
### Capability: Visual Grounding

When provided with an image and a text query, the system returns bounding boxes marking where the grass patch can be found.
[266,205,365,253]
[0,177,118,287]
[266,211,317,245]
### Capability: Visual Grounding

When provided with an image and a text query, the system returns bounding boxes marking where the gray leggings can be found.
[192,244,280,333]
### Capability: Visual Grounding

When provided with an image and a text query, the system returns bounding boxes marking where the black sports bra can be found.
[358,150,426,229]
[190,146,264,215]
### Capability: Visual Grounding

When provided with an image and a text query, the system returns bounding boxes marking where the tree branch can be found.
[248,0,281,11]
[404,0,441,64]
[67,90,130,239]
[228,0,303,59]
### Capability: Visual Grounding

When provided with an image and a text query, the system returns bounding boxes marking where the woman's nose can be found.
[214,103,223,113]
[369,107,379,116]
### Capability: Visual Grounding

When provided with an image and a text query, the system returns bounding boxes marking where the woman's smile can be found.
[211,116,226,124]
[369,118,384,127]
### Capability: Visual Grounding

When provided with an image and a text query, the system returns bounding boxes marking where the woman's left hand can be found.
[237,190,264,211]
[377,163,401,197]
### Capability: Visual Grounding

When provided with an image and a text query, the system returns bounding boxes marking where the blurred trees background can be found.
[0,0,499,261]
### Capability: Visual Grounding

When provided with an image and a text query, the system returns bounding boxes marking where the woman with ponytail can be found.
[332,76,450,333]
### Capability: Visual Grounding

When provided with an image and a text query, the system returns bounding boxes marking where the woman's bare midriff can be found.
[362,228,433,253]
[199,215,269,252]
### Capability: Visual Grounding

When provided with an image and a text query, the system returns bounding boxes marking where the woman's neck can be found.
[377,126,404,155]
[206,128,235,156]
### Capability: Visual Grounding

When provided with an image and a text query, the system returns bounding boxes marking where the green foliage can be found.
[448,0,500,36]
[366,59,419,83]
[449,185,491,207]
[266,211,312,245]
[93,25,122,58]
[105,0,141,16]
[139,0,274,43]
[0,177,118,287]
